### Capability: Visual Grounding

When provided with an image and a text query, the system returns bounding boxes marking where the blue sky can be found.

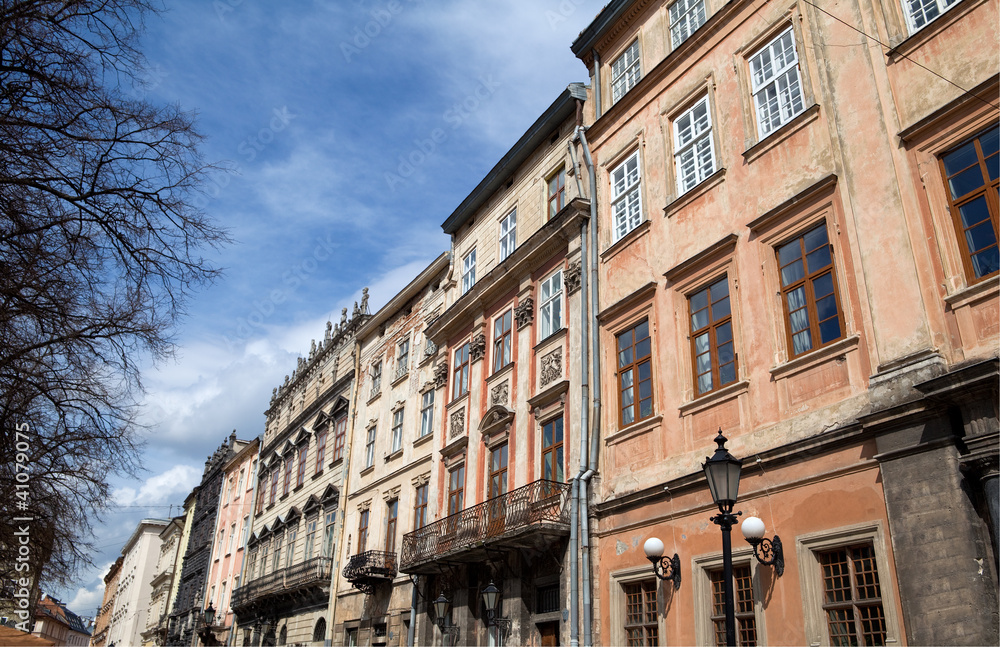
[53,0,605,618]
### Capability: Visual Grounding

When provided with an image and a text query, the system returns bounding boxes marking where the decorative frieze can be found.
[470,333,487,363]
[450,408,466,439]
[491,381,509,407]
[565,261,582,295]
[541,349,562,387]
[515,296,534,327]
[412,473,430,488]
[382,486,401,502]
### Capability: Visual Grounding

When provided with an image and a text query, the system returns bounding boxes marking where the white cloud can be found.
[113,465,201,507]
[65,581,105,618]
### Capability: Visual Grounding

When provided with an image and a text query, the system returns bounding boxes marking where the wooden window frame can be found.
[322,511,336,557]
[285,529,296,568]
[499,209,517,261]
[611,150,643,242]
[304,518,317,560]
[282,456,292,496]
[364,426,376,469]
[493,309,513,373]
[315,429,327,474]
[296,444,307,488]
[357,509,369,554]
[397,338,410,376]
[413,483,428,530]
[818,544,887,646]
[939,126,999,284]
[669,0,707,47]
[708,564,758,646]
[689,275,737,396]
[776,222,846,358]
[419,390,434,438]
[371,360,383,396]
[448,465,465,516]
[901,0,960,33]
[489,442,508,499]
[623,579,659,646]
[674,95,717,195]
[269,470,278,506]
[462,248,476,294]
[616,319,654,427]
[452,342,470,401]
[385,499,399,554]
[547,168,566,219]
[539,269,563,340]
[391,408,404,453]
[332,416,347,463]
[541,416,564,482]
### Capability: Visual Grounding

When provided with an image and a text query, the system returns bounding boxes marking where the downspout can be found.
[407,576,418,646]
[577,127,600,647]
[592,50,602,120]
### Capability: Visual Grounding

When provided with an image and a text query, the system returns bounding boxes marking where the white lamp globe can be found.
[643,537,665,559]
[741,516,766,540]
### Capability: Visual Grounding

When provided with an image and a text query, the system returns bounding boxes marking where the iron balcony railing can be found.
[342,550,398,583]
[400,479,570,569]
[230,556,332,610]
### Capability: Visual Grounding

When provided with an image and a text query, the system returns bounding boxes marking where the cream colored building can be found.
[232,300,368,647]
[105,519,168,647]
[334,254,448,646]
[139,516,184,646]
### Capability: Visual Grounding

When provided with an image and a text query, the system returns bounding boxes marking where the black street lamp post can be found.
[702,431,743,647]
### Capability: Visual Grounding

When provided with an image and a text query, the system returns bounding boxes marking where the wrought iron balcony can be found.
[343,550,398,594]
[400,479,570,573]
[230,556,332,612]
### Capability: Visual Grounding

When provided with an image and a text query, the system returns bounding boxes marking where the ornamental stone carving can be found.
[470,333,487,363]
[433,362,448,389]
[450,408,466,439]
[491,381,509,407]
[540,349,562,387]
[565,261,582,295]
[515,296,534,327]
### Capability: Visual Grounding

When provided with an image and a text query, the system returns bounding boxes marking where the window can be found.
[223,477,232,506]
[749,26,805,139]
[282,457,292,496]
[776,223,844,357]
[548,169,566,218]
[285,529,296,568]
[623,580,658,646]
[256,477,266,513]
[690,276,736,396]
[260,543,269,575]
[452,342,470,400]
[539,270,563,339]
[493,309,513,372]
[391,409,404,453]
[313,618,326,644]
[228,523,236,555]
[448,466,465,516]
[462,249,476,294]
[385,500,398,553]
[611,40,641,104]
[902,0,959,33]
[364,427,376,469]
[489,443,508,499]
[419,391,434,438]
[272,533,283,571]
[371,360,382,396]
[674,96,716,194]
[940,127,999,282]
[819,545,886,646]
[333,416,347,462]
[499,210,517,261]
[542,416,564,482]
[304,518,317,560]
[269,470,278,506]
[315,429,327,474]
[217,530,224,559]
[219,582,227,612]
[241,516,250,548]
[296,444,307,487]
[236,468,245,497]
[669,0,707,46]
[709,565,757,646]
[322,511,336,557]
[357,509,369,553]
[617,320,653,426]
[396,338,410,378]
[413,483,428,530]
[611,151,643,242]
[247,550,258,581]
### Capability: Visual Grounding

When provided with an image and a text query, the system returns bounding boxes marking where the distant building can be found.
[140,516,186,646]
[200,438,259,646]
[105,519,169,647]
[167,433,249,646]
[334,255,448,645]
[88,556,121,647]
[31,595,90,646]
[232,302,367,647]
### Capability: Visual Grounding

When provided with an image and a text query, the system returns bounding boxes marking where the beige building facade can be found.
[105,519,169,647]
[140,516,185,646]
[334,254,448,646]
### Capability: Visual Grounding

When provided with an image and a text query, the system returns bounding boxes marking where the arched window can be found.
[277,625,287,646]
[313,618,327,643]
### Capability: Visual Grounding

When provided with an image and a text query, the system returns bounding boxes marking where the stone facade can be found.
[140,516,185,646]
[334,255,448,647]
[105,519,169,647]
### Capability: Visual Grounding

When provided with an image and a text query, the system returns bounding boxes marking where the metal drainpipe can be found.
[406,576,417,646]
[577,126,600,647]
[592,50,602,120]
